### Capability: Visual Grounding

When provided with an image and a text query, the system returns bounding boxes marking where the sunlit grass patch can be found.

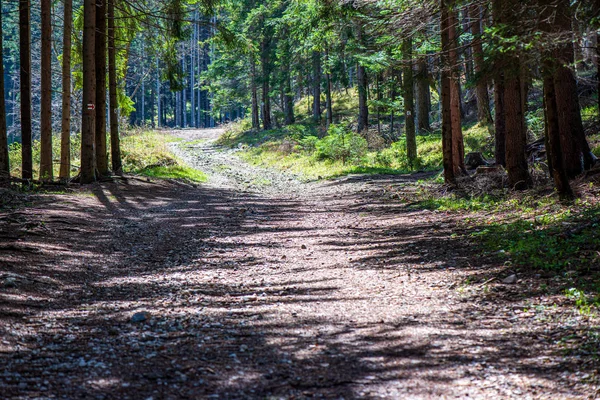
[139,165,207,183]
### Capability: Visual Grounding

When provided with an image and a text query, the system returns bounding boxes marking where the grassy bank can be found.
[8,130,207,183]
[219,120,492,181]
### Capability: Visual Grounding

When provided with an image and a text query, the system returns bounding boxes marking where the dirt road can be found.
[0,129,597,399]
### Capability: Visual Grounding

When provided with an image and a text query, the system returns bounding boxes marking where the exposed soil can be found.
[0,128,598,400]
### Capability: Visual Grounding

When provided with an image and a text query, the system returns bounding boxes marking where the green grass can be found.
[222,120,493,181]
[139,165,207,182]
[8,130,207,184]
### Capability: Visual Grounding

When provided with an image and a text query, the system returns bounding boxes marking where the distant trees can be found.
[0,0,598,197]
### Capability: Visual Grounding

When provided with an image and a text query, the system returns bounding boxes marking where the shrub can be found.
[314,124,368,163]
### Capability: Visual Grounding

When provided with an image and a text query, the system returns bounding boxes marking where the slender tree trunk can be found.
[415,57,431,133]
[0,0,9,177]
[403,39,417,168]
[492,0,506,166]
[441,0,455,184]
[550,0,596,176]
[325,70,333,127]
[448,9,466,175]
[250,55,259,129]
[543,61,573,199]
[108,0,121,173]
[59,0,73,179]
[357,64,368,132]
[469,3,493,126]
[156,58,161,128]
[261,40,272,131]
[95,0,108,176]
[356,25,368,132]
[377,74,383,134]
[19,0,33,180]
[81,0,96,183]
[191,18,196,128]
[390,71,398,140]
[39,0,53,180]
[285,68,295,125]
[312,51,322,123]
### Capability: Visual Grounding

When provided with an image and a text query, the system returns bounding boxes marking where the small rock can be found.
[301,244,307,250]
[131,311,150,323]
[502,274,517,284]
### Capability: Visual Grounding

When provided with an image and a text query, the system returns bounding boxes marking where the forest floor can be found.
[1,128,599,399]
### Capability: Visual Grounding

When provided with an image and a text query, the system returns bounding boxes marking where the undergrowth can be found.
[219,119,492,181]
[8,129,207,184]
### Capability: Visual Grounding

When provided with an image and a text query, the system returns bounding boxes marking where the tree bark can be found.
[312,51,322,123]
[504,57,531,189]
[261,39,272,131]
[39,0,53,180]
[325,70,333,127]
[59,0,73,180]
[81,0,96,183]
[469,3,493,126]
[95,0,108,176]
[440,0,455,184]
[448,9,466,175]
[285,68,295,125]
[543,62,573,199]
[250,54,260,129]
[549,0,596,176]
[356,25,368,132]
[492,0,506,166]
[19,0,33,180]
[0,0,9,177]
[415,57,431,133]
[108,0,121,174]
[403,38,417,168]
[357,64,368,132]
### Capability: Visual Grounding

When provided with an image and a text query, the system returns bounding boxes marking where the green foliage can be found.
[476,206,600,271]
[314,124,367,163]
[564,288,599,315]
[139,165,207,182]
[120,132,180,172]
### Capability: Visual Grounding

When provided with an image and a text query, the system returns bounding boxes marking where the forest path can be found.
[0,129,596,399]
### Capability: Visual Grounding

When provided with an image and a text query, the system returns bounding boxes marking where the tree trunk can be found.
[190,19,196,128]
[326,70,333,127]
[108,0,121,174]
[19,0,33,180]
[284,68,295,125]
[469,3,493,126]
[356,25,368,132]
[357,64,368,132]
[543,62,573,199]
[261,40,272,131]
[312,51,322,123]
[448,9,466,175]
[403,38,417,168]
[39,0,53,180]
[59,0,72,180]
[95,0,108,176]
[81,0,96,183]
[0,0,9,177]
[504,59,531,189]
[492,0,506,166]
[549,0,596,176]
[156,58,161,128]
[250,55,259,129]
[415,57,431,133]
[440,0,455,184]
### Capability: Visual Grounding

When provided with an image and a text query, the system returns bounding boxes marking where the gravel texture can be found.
[0,128,598,400]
